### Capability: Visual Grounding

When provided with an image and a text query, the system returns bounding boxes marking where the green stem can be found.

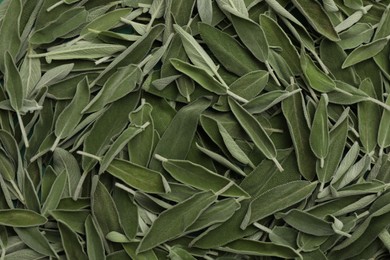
[46,0,64,12]
[50,136,61,152]
[366,97,390,111]
[265,61,281,87]
[311,50,330,74]
[253,222,273,234]
[10,180,25,204]
[115,182,136,195]
[272,157,284,172]
[227,90,249,103]
[215,181,234,196]
[334,87,354,96]
[72,170,89,201]
[17,112,29,148]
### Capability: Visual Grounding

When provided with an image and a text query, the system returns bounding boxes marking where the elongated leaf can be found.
[138,191,217,253]
[41,171,67,216]
[14,227,58,258]
[0,0,22,71]
[149,98,211,171]
[197,0,212,24]
[170,59,226,94]
[99,126,144,174]
[0,209,47,227]
[378,94,390,155]
[159,158,249,197]
[58,222,88,260]
[316,109,349,183]
[260,14,301,75]
[221,239,300,258]
[30,7,88,45]
[29,43,126,62]
[85,215,105,260]
[83,65,142,113]
[217,122,253,167]
[20,52,41,96]
[53,77,90,149]
[292,0,339,41]
[242,181,317,228]
[342,37,390,68]
[92,178,122,240]
[198,22,261,76]
[231,15,269,62]
[281,209,334,236]
[173,24,218,76]
[228,98,282,171]
[106,159,169,194]
[358,79,381,154]
[309,94,330,168]
[4,52,24,111]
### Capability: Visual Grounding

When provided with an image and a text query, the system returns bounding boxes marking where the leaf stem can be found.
[10,180,25,204]
[253,222,273,233]
[366,97,390,111]
[154,154,168,162]
[227,90,249,103]
[76,151,102,161]
[50,136,61,152]
[72,170,89,201]
[334,87,354,96]
[265,61,281,86]
[115,182,136,195]
[272,157,284,172]
[46,0,64,12]
[311,50,329,74]
[17,112,29,148]
[215,181,234,196]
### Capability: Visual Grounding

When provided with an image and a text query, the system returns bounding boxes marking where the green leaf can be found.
[173,24,219,76]
[106,159,169,194]
[217,122,254,167]
[41,171,67,216]
[29,7,88,45]
[358,78,381,155]
[260,14,301,75]
[149,98,210,171]
[99,126,145,174]
[197,0,213,25]
[241,181,317,229]
[0,0,22,72]
[58,221,88,260]
[29,42,126,63]
[92,178,122,238]
[220,239,300,258]
[158,157,249,197]
[228,97,283,171]
[378,94,390,155]
[316,109,349,183]
[85,215,105,260]
[137,191,217,253]
[230,14,269,63]
[0,209,47,227]
[292,0,339,41]
[309,94,330,168]
[280,209,335,236]
[83,65,142,113]
[14,227,58,258]
[170,59,226,94]
[342,37,390,68]
[198,22,261,76]
[52,77,90,150]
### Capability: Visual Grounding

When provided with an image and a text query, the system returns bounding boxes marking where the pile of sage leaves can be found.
[0,0,390,259]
